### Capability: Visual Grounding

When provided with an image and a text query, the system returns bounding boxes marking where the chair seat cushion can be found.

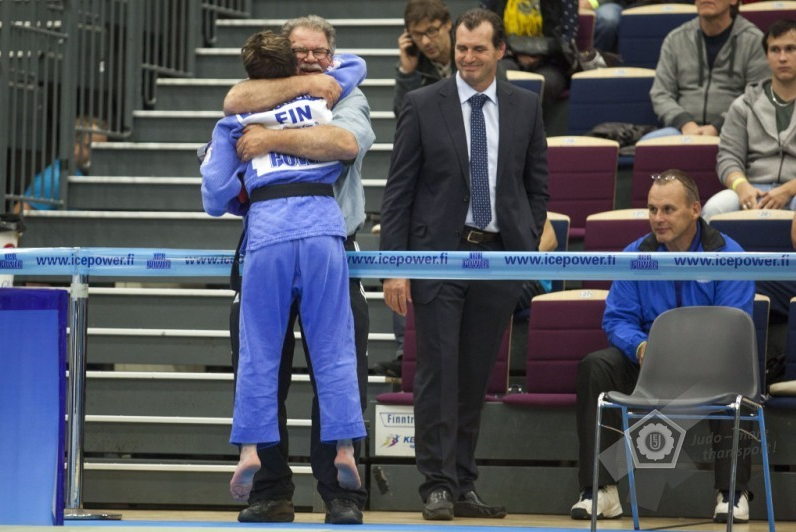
[502,393,576,407]
[603,391,762,409]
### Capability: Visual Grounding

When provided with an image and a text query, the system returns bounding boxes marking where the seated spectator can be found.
[21,117,108,211]
[480,0,578,117]
[703,19,796,220]
[571,169,755,523]
[645,0,767,141]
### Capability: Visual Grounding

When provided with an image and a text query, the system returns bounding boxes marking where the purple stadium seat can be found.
[566,67,658,136]
[547,136,619,240]
[741,1,796,33]
[506,70,544,101]
[583,209,650,290]
[618,4,696,68]
[577,10,595,51]
[502,289,609,407]
[631,135,722,208]
[375,303,512,405]
[709,210,794,252]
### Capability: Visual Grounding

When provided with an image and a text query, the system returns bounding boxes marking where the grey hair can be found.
[281,14,336,54]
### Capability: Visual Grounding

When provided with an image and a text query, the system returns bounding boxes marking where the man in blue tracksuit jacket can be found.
[571,169,755,523]
[200,30,366,503]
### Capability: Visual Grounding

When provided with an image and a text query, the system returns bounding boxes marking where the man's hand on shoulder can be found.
[303,74,343,109]
[236,124,272,162]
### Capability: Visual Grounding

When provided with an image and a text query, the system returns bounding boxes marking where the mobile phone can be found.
[404,29,419,57]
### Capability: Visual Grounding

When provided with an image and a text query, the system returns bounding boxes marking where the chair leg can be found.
[726,401,742,532]
[591,395,605,532]
[757,407,776,532]
[621,406,640,531]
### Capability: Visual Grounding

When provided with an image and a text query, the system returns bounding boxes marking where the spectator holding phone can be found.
[394,0,456,115]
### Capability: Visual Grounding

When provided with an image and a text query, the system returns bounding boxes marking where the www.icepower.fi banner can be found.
[2,248,796,280]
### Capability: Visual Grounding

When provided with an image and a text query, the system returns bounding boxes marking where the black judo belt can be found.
[230,182,335,291]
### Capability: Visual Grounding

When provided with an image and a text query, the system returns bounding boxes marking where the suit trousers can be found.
[576,347,752,492]
[229,235,369,507]
[412,237,522,501]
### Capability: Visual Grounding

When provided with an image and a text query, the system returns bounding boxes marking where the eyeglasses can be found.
[292,47,331,60]
[651,173,699,199]
[409,23,444,41]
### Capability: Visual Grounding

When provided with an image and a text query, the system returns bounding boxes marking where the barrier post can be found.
[63,272,121,520]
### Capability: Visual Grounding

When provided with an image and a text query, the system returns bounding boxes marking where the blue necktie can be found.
[469,94,491,230]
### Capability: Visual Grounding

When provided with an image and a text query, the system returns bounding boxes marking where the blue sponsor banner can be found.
[2,248,796,280]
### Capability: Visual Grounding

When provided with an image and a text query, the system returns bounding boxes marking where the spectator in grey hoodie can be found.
[703,18,796,220]
[645,0,767,140]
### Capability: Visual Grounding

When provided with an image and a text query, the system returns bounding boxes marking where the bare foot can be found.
[230,444,260,502]
[334,439,361,490]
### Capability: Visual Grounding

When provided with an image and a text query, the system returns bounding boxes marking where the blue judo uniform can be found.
[201,54,368,446]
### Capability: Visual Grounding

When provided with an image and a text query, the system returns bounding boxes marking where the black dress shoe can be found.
[237,499,294,522]
[325,498,363,525]
[423,487,454,521]
[454,490,507,518]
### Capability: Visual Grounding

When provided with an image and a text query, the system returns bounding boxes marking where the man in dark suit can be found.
[379,8,549,522]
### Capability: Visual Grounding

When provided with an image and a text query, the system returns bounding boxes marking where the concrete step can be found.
[86,286,395,334]
[67,174,387,214]
[214,19,404,49]
[68,176,203,212]
[196,47,399,80]
[154,77,395,113]
[248,0,475,19]
[85,370,392,420]
[20,209,381,250]
[89,141,393,181]
[130,109,395,144]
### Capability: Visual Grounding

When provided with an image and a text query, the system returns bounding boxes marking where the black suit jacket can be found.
[380,76,549,303]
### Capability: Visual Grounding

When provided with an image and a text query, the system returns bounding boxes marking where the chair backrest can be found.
[583,209,650,290]
[754,294,771,390]
[631,135,722,208]
[709,210,794,252]
[399,303,511,396]
[618,4,696,68]
[577,10,596,51]
[787,297,796,381]
[636,306,760,401]
[546,136,619,239]
[740,1,796,33]
[547,211,571,292]
[567,67,658,135]
[506,70,545,101]
[523,290,610,402]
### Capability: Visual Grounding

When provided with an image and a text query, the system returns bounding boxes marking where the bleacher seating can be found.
[546,136,620,239]
[617,3,696,68]
[582,208,650,290]
[375,303,512,405]
[506,70,544,101]
[502,289,609,407]
[566,67,658,136]
[709,209,794,252]
[631,135,722,208]
[741,1,796,33]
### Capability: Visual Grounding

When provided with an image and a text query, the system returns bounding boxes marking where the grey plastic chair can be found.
[591,306,775,532]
